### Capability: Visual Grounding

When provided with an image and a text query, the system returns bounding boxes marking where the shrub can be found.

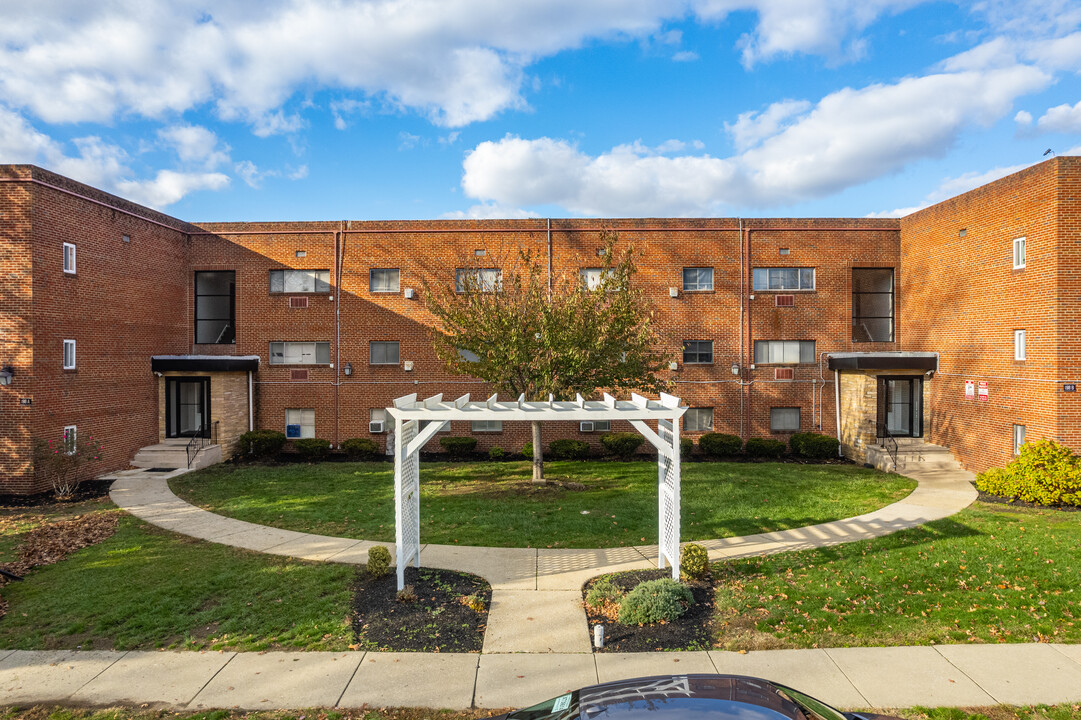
[698,433,742,457]
[366,546,392,578]
[238,430,286,460]
[31,429,105,500]
[341,437,379,460]
[396,584,418,603]
[585,578,624,608]
[789,432,840,459]
[600,432,645,459]
[439,436,477,458]
[680,437,694,457]
[745,437,787,459]
[975,439,1081,507]
[521,442,533,458]
[549,438,590,460]
[617,578,693,625]
[459,594,486,612]
[488,446,507,460]
[294,437,331,460]
[680,543,710,580]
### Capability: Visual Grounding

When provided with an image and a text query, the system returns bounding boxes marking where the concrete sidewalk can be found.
[2,644,1081,712]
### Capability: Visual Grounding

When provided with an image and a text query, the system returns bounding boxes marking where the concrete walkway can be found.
[108,462,978,655]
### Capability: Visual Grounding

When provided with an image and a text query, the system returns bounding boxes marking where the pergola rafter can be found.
[388,392,686,590]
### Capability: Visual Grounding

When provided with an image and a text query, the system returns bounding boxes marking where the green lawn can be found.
[0,513,354,652]
[171,460,915,548]
[713,501,1081,650]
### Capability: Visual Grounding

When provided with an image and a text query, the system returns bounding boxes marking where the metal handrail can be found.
[186,421,220,468]
[876,422,898,471]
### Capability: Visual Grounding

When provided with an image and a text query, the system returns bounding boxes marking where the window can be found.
[472,420,503,432]
[456,268,501,292]
[195,271,235,344]
[581,420,611,432]
[63,425,77,454]
[1013,237,1026,269]
[852,268,894,342]
[752,267,814,291]
[683,408,713,432]
[269,269,330,293]
[269,342,331,365]
[285,409,315,439]
[63,243,76,274]
[370,341,400,365]
[770,407,800,432]
[682,267,713,292]
[63,339,76,370]
[1013,424,1026,456]
[370,268,401,293]
[580,267,616,290]
[754,340,815,364]
[1014,330,1026,361]
[683,340,713,364]
[458,348,480,362]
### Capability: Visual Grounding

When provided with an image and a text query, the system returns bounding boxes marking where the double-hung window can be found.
[472,420,503,432]
[63,243,76,274]
[1014,330,1026,361]
[269,269,330,293]
[63,339,76,370]
[683,341,713,364]
[455,268,501,292]
[682,268,713,291]
[754,340,815,364]
[683,408,713,432]
[269,342,331,365]
[285,409,315,439]
[370,341,400,365]
[752,267,814,291]
[1013,237,1026,269]
[370,268,401,292]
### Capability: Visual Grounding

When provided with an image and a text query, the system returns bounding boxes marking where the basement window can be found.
[852,268,894,342]
[770,407,800,432]
[683,408,714,432]
[472,420,503,432]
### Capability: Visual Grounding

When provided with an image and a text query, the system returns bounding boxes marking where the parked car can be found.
[489,674,900,720]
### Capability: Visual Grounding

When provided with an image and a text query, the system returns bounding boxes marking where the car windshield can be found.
[773,685,847,720]
[507,691,581,720]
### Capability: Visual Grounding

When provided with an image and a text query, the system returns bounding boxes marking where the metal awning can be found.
[151,355,261,372]
[827,352,938,371]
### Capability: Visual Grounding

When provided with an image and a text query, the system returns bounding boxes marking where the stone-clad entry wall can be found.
[157,371,251,458]
[838,369,933,464]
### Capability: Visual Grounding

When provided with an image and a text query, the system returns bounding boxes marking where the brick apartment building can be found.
[1,157,1078,494]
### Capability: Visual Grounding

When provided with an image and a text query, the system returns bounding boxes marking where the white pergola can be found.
[388,391,687,590]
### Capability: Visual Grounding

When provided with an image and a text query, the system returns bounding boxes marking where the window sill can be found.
[369,363,401,367]
[682,289,716,294]
[682,361,714,366]
[270,292,331,295]
[270,363,332,367]
[369,290,401,294]
[753,289,816,293]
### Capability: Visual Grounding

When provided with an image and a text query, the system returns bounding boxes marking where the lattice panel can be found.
[657,419,680,578]
[395,419,421,589]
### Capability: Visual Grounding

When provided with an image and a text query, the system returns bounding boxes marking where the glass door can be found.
[166,377,210,438]
[876,376,922,438]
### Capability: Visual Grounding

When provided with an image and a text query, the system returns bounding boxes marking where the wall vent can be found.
[290,369,309,381]
[289,296,309,309]
[775,367,794,380]
[775,294,795,307]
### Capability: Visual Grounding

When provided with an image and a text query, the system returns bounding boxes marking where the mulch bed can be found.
[0,479,113,509]
[976,490,1079,512]
[582,569,714,652]
[351,566,491,652]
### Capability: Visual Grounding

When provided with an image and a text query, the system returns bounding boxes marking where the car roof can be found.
[577,674,805,720]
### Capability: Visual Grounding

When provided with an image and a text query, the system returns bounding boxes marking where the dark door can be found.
[876,376,922,438]
[165,377,211,438]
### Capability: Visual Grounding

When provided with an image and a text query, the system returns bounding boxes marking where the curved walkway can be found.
[109,462,977,654]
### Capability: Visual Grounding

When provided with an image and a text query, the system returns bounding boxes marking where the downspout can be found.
[334,222,344,448]
[834,366,843,457]
[547,218,552,301]
[248,370,254,431]
[738,218,744,440]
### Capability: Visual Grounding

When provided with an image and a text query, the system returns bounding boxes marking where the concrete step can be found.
[131,443,221,470]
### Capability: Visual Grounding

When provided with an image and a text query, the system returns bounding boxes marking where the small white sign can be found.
[978,381,989,401]
[965,381,974,399]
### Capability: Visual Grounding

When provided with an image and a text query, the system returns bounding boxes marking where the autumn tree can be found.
[424,232,672,483]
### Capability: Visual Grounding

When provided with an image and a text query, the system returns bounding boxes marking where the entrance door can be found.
[166,377,211,438]
[876,376,922,438]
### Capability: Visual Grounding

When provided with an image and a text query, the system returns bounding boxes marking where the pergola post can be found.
[393,415,422,590]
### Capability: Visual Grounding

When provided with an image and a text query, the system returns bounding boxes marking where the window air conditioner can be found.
[580,421,594,432]
[369,421,385,434]
[669,287,679,297]
[404,288,415,299]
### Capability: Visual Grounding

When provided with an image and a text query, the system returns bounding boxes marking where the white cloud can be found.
[867,162,1034,217]
[1035,100,1081,133]
[1015,110,1034,126]
[672,50,700,62]
[158,124,231,169]
[461,65,1051,215]
[235,159,308,188]
[726,99,812,151]
[442,202,541,219]
[115,170,230,208]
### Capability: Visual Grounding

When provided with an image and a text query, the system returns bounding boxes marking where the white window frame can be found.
[285,408,315,439]
[370,341,401,365]
[579,267,617,291]
[580,420,611,432]
[63,425,77,454]
[770,407,800,432]
[63,339,76,370]
[1012,424,1026,456]
[471,420,503,433]
[269,341,331,365]
[370,268,401,293]
[269,269,330,294]
[682,267,714,292]
[1013,236,1026,269]
[753,267,815,291]
[63,243,76,274]
[683,408,714,432]
[754,340,816,365]
[455,268,502,292]
[1014,330,1026,361]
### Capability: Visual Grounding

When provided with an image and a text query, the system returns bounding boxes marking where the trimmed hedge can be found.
[521,442,534,458]
[745,437,787,459]
[698,432,742,457]
[341,437,379,460]
[600,432,645,459]
[488,446,507,460]
[366,546,391,578]
[618,578,694,625]
[549,439,590,460]
[976,439,1081,507]
[439,436,477,458]
[789,432,840,459]
[680,543,709,580]
[294,438,331,460]
[681,437,694,456]
[237,430,286,460]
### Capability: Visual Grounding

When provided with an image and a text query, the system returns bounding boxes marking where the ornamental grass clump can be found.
[366,546,392,579]
[680,543,710,580]
[617,578,693,625]
[976,439,1081,507]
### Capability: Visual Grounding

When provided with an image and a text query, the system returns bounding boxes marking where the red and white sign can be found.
[965,381,974,399]
[978,380,989,401]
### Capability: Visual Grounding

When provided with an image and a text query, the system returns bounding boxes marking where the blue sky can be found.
[1,1,1079,221]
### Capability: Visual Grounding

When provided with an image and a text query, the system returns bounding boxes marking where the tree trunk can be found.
[531,420,545,485]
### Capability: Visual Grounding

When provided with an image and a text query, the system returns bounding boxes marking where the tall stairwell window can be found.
[852,268,894,342]
[195,271,236,344]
